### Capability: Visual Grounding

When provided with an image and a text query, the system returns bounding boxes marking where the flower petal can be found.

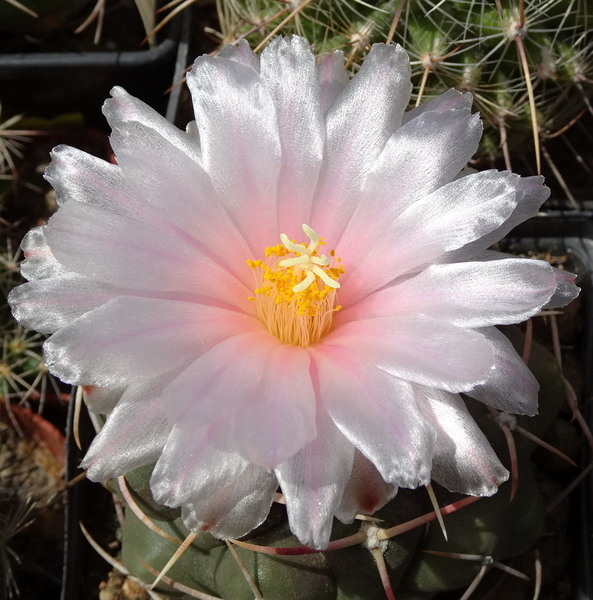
[163,332,279,429]
[545,267,579,308]
[82,381,170,481]
[45,145,139,218]
[465,327,539,415]
[313,344,434,488]
[338,258,557,328]
[19,226,68,281]
[82,384,125,414]
[275,407,354,548]
[414,386,508,496]
[187,53,281,254]
[401,88,474,124]
[103,86,202,164]
[44,297,261,386]
[323,315,493,392]
[444,175,550,262]
[217,39,260,72]
[8,273,120,334]
[334,451,397,523]
[317,50,349,113]
[338,109,482,249]
[151,424,277,539]
[260,36,324,237]
[108,119,253,283]
[43,199,252,310]
[311,43,412,242]
[229,344,317,468]
[337,170,522,305]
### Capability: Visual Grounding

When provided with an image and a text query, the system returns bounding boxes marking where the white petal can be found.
[109,119,253,284]
[43,199,253,310]
[103,86,202,163]
[9,274,120,334]
[317,50,349,113]
[311,43,412,242]
[545,267,579,309]
[229,344,317,468]
[275,408,354,549]
[401,88,474,124]
[187,53,281,255]
[45,145,139,218]
[313,345,434,488]
[337,170,521,305]
[19,226,68,281]
[260,36,324,237]
[323,315,494,392]
[162,332,279,429]
[415,386,508,496]
[151,424,277,539]
[82,381,170,480]
[217,39,260,72]
[339,258,557,328]
[82,384,125,414]
[335,451,397,524]
[444,176,550,262]
[44,297,261,386]
[466,327,539,415]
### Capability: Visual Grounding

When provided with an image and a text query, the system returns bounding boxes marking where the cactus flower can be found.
[9,36,578,549]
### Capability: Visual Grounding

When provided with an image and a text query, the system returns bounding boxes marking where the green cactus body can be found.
[115,327,568,599]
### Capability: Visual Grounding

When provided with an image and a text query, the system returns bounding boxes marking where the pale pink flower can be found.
[9,37,578,549]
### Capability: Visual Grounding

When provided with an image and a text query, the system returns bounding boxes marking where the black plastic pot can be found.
[0,15,184,126]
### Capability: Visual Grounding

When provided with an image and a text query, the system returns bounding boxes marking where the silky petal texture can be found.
[163,332,279,429]
[401,88,474,124]
[335,451,397,523]
[228,344,317,468]
[275,407,354,548]
[187,54,281,255]
[314,344,434,487]
[444,176,550,262]
[44,199,253,311]
[546,267,579,308]
[109,119,253,284]
[338,258,557,328]
[82,384,125,414]
[338,108,482,247]
[260,36,324,237]
[103,86,202,164]
[311,43,412,242]
[8,274,120,334]
[151,424,277,539]
[415,387,508,495]
[317,50,349,113]
[19,227,68,281]
[44,297,261,387]
[82,382,170,480]
[337,170,522,305]
[217,39,260,72]
[323,315,493,392]
[45,145,140,218]
[466,327,539,415]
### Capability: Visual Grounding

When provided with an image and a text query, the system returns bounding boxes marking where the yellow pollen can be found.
[248,224,344,347]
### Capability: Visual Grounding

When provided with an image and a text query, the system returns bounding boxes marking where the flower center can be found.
[247,224,344,347]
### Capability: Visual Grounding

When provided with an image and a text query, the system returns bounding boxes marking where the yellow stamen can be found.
[248,224,344,347]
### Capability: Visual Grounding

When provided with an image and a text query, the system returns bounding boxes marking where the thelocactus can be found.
[9,36,578,551]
